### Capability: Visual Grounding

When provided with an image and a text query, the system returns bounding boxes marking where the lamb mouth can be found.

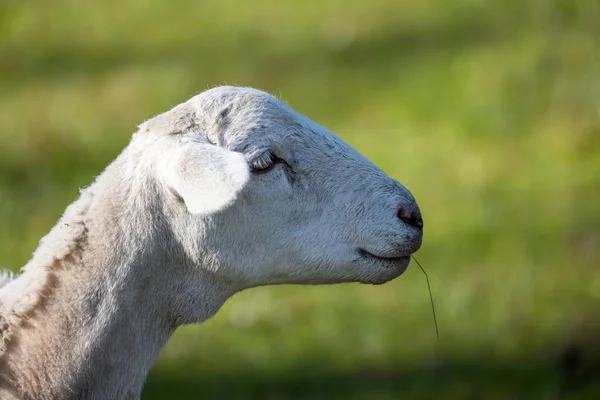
[357,249,411,262]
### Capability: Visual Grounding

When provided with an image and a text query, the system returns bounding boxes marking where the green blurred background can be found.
[1,0,599,398]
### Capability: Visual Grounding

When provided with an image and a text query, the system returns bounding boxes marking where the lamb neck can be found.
[0,171,231,399]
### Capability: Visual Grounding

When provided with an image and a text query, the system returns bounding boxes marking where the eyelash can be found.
[250,152,281,174]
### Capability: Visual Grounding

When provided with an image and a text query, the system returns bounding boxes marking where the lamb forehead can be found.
[144,86,350,160]
[190,86,313,149]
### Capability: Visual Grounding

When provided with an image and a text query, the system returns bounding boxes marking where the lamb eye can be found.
[251,152,278,173]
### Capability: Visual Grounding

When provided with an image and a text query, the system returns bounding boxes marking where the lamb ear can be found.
[162,140,250,215]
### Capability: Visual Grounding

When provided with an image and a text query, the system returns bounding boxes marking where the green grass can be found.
[1,0,599,398]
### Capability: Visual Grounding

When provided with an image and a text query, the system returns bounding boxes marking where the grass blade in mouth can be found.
[412,255,439,340]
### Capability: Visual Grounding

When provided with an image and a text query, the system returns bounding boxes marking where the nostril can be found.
[411,212,424,229]
[398,208,424,229]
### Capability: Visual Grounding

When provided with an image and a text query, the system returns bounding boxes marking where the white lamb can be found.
[0,86,423,399]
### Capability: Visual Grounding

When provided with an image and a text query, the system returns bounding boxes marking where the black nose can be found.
[398,207,423,229]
